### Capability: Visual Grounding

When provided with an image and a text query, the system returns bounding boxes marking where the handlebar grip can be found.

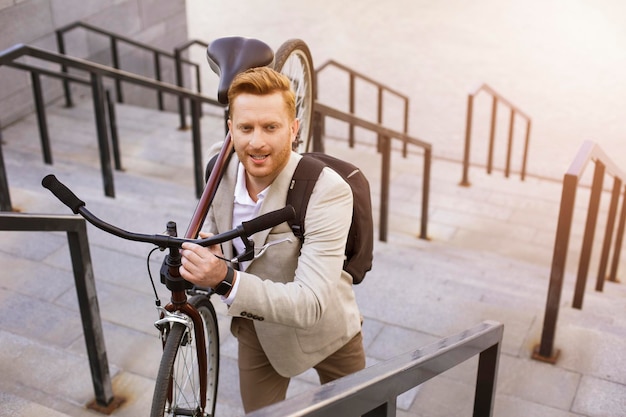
[41,175,86,214]
[241,205,295,236]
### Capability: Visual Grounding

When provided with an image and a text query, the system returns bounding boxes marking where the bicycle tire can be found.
[151,296,220,417]
[273,39,316,153]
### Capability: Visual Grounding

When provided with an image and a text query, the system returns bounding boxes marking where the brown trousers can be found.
[234,317,366,413]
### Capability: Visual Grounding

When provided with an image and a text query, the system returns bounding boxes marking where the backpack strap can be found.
[286,155,326,241]
[205,147,235,183]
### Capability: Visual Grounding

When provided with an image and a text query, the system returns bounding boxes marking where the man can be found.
[179,66,365,412]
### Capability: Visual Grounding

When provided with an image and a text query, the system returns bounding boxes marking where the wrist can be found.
[214,266,235,296]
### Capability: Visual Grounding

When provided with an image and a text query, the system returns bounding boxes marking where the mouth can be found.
[249,154,269,164]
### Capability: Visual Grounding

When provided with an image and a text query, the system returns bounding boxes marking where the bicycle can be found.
[43,36,315,417]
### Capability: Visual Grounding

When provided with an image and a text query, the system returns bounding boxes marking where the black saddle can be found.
[206,37,274,105]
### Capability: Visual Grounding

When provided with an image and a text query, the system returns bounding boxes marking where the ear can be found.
[291,118,300,140]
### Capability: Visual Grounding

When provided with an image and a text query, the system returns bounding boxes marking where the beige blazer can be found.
[206,150,362,377]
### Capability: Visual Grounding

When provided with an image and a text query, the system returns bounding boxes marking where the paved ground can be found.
[0,97,625,416]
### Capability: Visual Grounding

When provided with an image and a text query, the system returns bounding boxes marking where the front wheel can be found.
[274,39,316,153]
[151,296,220,417]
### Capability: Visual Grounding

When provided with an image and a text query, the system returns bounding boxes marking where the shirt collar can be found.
[234,162,270,205]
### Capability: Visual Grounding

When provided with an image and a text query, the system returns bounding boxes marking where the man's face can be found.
[228,91,299,193]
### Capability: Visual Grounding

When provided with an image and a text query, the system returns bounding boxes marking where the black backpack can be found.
[205,152,374,284]
[287,153,373,284]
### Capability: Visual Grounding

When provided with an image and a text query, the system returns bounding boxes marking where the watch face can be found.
[215,280,233,296]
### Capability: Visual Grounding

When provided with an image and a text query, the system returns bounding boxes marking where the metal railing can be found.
[313,102,431,242]
[460,83,531,186]
[249,321,503,417]
[315,60,411,156]
[533,140,626,363]
[56,21,202,111]
[0,213,120,413]
[0,43,224,211]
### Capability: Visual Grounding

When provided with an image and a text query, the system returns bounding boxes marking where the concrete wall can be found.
[0,0,189,128]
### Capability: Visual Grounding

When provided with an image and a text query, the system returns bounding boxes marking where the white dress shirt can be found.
[223,162,269,304]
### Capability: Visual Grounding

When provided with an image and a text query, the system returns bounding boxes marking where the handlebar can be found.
[42,174,295,249]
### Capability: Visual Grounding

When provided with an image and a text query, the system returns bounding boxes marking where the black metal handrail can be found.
[533,140,626,363]
[249,321,503,417]
[460,83,531,186]
[315,60,411,156]
[56,21,201,111]
[0,213,121,412]
[313,102,431,242]
[0,43,224,211]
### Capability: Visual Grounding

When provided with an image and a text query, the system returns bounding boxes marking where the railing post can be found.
[312,110,324,153]
[533,173,578,363]
[90,73,115,198]
[419,146,431,240]
[349,73,355,147]
[190,98,204,199]
[0,129,12,211]
[505,108,515,178]
[379,135,391,242]
[402,97,409,158]
[473,342,500,417]
[377,85,383,153]
[110,38,123,103]
[596,177,621,292]
[487,96,497,174]
[521,119,531,181]
[608,185,626,282]
[55,30,74,108]
[195,63,202,94]
[174,48,188,130]
[154,51,164,110]
[105,89,123,171]
[66,222,116,410]
[30,72,53,165]
[460,94,473,186]
[572,161,605,309]
[363,399,395,417]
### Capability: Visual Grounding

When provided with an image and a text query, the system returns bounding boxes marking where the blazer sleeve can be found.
[227,167,353,329]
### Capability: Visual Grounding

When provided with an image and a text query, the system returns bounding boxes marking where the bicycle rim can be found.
[274,39,315,153]
[151,297,220,417]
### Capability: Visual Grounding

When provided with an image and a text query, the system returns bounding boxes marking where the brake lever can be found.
[230,238,292,264]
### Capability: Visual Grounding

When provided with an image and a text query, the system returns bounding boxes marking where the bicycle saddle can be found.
[206,37,274,105]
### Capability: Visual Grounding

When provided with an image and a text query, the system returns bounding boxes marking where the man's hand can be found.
[179,232,229,288]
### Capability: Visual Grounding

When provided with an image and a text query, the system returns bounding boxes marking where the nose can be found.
[248,129,264,148]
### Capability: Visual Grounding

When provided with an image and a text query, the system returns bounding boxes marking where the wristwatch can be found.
[214,266,234,296]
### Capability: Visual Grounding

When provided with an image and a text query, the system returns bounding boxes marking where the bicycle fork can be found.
[157,221,209,415]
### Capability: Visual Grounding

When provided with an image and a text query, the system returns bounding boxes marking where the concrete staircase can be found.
[1,99,625,416]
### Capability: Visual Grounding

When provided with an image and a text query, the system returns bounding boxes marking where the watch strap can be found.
[214,266,234,296]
